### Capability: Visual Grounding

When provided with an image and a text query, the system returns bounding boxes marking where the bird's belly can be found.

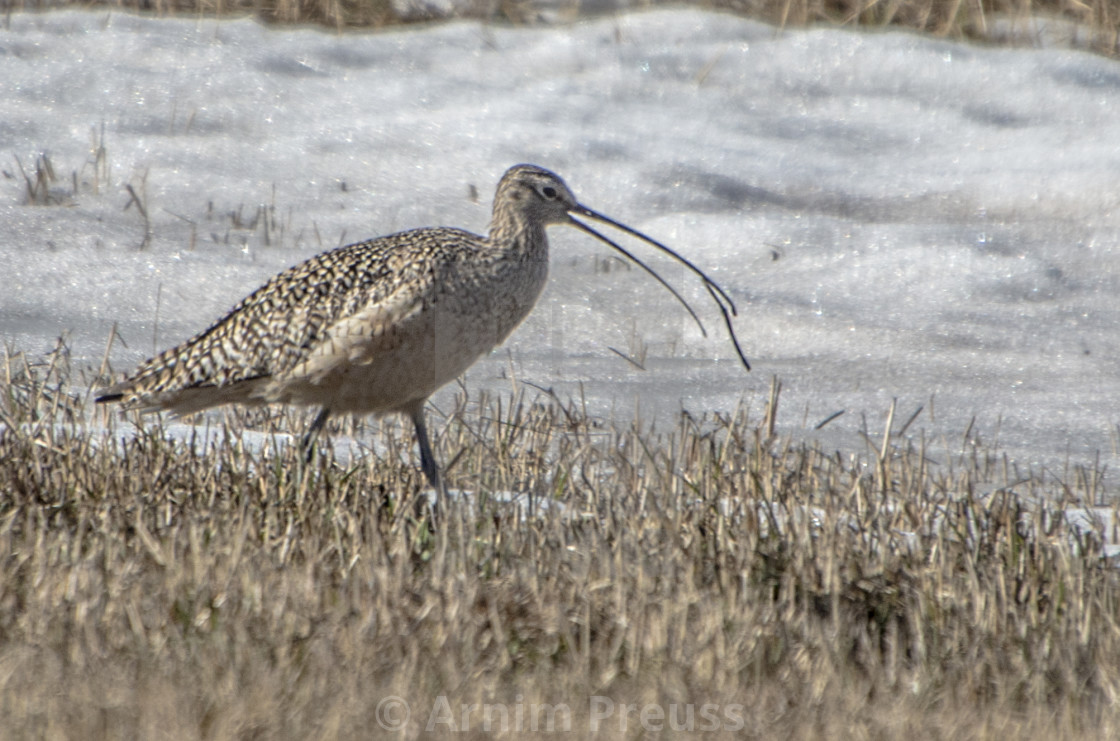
[328,313,510,412]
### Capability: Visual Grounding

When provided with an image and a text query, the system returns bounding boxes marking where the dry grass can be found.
[1,339,1119,739]
[2,0,1119,56]
[4,125,110,208]
[722,0,1120,54]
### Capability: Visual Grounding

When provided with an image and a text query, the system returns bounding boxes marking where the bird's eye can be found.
[541,186,558,199]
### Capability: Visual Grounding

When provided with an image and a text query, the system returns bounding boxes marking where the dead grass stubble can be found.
[1,341,1119,739]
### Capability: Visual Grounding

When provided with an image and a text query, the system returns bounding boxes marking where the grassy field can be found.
[1,340,1118,738]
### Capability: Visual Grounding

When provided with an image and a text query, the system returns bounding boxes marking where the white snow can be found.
[3,8,1120,486]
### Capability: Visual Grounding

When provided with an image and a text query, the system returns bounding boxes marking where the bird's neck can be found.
[487,210,548,258]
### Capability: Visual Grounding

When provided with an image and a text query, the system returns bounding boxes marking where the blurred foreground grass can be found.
[2,340,1119,738]
[3,0,1118,56]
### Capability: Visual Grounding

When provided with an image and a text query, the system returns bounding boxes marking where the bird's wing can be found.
[279,279,432,387]
[95,231,466,414]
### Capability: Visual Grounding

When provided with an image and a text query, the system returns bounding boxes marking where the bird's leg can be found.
[410,405,442,491]
[301,407,331,463]
[406,400,445,515]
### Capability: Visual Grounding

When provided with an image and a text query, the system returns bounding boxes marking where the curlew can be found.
[96,164,750,493]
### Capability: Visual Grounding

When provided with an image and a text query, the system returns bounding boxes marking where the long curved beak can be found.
[568,204,751,372]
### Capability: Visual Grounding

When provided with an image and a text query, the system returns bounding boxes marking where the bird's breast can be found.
[431,250,549,362]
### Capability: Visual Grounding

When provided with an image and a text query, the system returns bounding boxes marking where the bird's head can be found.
[491,164,581,236]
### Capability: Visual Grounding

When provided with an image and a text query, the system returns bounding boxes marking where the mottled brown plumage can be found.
[98,164,749,492]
